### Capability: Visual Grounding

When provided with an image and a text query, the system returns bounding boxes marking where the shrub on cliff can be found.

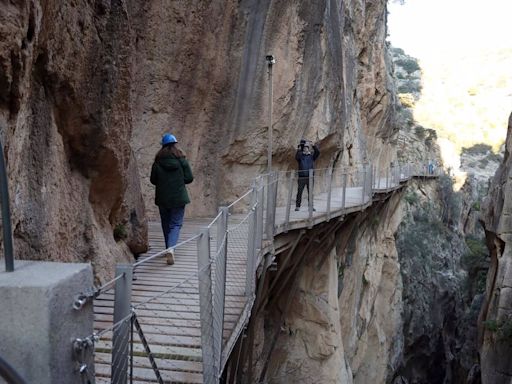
[395,57,420,74]
[438,174,461,227]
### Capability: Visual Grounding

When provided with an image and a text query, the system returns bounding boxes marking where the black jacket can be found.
[295,145,319,177]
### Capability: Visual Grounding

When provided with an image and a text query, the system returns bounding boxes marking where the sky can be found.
[387,0,512,61]
[387,0,512,181]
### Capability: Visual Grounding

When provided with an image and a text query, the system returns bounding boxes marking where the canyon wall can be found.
[480,112,512,384]
[0,1,147,280]
[127,0,396,218]
[0,0,396,278]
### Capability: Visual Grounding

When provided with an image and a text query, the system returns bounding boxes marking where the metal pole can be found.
[246,188,258,296]
[285,172,293,232]
[111,264,133,384]
[326,167,333,221]
[256,177,264,252]
[361,165,367,204]
[342,173,347,210]
[216,207,229,374]
[266,55,275,173]
[197,228,216,383]
[0,138,14,272]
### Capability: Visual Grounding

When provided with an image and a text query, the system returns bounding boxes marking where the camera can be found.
[265,54,276,65]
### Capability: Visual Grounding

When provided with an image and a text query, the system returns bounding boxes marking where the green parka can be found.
[150,154,194,208]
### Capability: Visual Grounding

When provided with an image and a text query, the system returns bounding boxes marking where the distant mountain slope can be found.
[414,48,512,154]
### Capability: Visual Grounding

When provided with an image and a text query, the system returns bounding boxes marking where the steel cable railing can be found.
[0,355,27,384]
[72,161,435,384]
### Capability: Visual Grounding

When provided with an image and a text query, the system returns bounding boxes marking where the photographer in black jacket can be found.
[295,139,320,211]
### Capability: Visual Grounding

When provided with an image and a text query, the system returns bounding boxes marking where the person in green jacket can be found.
[150,133,194,265]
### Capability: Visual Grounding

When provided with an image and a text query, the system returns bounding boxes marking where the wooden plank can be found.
[95,340,202,361]
[95,352,203,373]
[95,183,413,383]
[95,363,203,384]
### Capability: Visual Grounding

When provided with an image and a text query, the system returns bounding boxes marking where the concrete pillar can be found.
[0,260,94,384]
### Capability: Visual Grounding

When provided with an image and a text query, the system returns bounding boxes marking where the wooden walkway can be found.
[93,175,418,383]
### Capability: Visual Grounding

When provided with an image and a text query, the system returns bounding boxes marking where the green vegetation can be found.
[398,83,421,94]
[438,174,461,226]
[404,191,419,205]
[395,57,420,74]
[483,319,499,332]
[462,236,489,296]
[461,143,492,156]
[415,126,426,140]
[391,47,405,56]
[483,318,512,342]
[114,224,128,241]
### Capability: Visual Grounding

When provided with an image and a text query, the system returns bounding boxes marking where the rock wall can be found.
[480,112,512,384]
[248,193,405,384]
[0,1,147,280]
[394,180,472,383]
[128,0,397,218]
[0,0,396,274]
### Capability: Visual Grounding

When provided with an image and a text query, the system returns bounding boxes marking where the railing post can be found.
[215,207,229,375]
[308,168,314,227]
[361,165,367,204]
[265,173,275,240]
[0,138,14,272]
[246,187,258,296]
[342,173,347,210]
[326,167,333,221]
[372,165,376,189]
[386,166,390,189]
[285,172,294,232]
[111,264,133,384]
[197,228,217,384]
[256,177,264,251]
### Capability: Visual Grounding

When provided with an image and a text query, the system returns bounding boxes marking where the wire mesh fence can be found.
[71,161,434,384]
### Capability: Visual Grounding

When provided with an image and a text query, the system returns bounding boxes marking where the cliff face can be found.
[0,0,396,276]
[480,113,512,383]
[0,1,147,280]
[248,194,404,384]
[128,0,396,218]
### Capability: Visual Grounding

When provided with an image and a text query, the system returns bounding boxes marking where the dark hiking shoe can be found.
[166,249,175,265]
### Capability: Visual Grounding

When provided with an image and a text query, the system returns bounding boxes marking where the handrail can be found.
[0,137,14,272]
[0,355,26,384]
[78,160,439,384]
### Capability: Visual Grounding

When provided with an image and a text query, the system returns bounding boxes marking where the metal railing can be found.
[73,161,438,384]
[0,355,27,384]
[0,137,14,272]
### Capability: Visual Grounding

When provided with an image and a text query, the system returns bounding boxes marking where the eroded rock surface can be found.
[0,1,147,280]
[480,112,512,384]
[128,0,397,219]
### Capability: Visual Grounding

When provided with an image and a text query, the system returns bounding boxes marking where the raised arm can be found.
[312,144,320,160]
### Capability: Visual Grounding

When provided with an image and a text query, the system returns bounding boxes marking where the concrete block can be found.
[0,260,94,384]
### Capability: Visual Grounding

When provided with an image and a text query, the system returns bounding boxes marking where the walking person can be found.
[150,133,194,265]
[295,139,320,211]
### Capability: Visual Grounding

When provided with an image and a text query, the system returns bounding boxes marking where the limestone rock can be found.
[0,1,147,281]
[480,112,512,383]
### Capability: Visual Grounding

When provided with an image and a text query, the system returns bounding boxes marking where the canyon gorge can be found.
[0,0,510,382]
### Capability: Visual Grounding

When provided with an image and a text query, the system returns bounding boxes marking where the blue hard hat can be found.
[161,133,177,145]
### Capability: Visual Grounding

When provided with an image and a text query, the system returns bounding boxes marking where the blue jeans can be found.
[159,206,185,249]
